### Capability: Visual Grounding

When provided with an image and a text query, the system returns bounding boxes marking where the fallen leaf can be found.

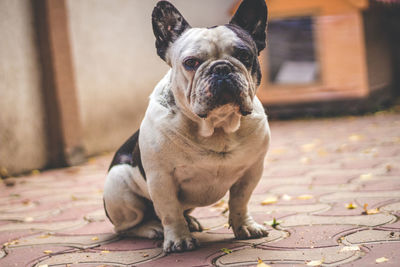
[317,149,328,157]
[88,157,97,164]
[213,200,227,207]
[306,259,324,266]
[101,250,110,254]
[31,169,41,175]
[363,203,369,213]
[362,203,380,215]
[345,203,357,209]
[71,195,79,201]
[257,258,271,267]
[300,157,311,164]
[221,248,232,254]
[38,234,51,239]
[340,245,360,252]
[376,257,389,263]
[297,194,314,200]
[91,236,99,241]
[142,254,149,257]
[5,239,19,246]
[302,143,316,152]
[261,196,278,205]
[270,148,287,155]
[386,164,392,172]
[0,167,9,178]
[336,143,348,152]
[43,250,52,254]
[366,208,380,215]
[22,199,31,205]
[24,217,34,222]
[348,134,364,142]
[359,173,373,181]
[223,223,230,229]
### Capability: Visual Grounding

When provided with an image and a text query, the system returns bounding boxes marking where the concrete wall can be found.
[66,0,236,155]
[0,0,48,175]
[0,0,237,175]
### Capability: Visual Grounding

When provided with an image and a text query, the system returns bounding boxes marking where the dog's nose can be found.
[211,62,232,76]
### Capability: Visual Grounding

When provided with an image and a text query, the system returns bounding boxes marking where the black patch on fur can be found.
[225,24,263,86]
[108,130,146,180]
[152,1,190,61]
[229,0,268,54]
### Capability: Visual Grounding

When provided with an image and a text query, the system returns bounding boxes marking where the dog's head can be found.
[152,0,268,127]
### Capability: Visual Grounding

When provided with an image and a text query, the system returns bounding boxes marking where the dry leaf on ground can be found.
[375,257,389,263]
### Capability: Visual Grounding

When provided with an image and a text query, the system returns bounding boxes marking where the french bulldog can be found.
[103,0,270,253]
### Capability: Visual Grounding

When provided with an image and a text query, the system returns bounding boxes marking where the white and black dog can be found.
[104,0,270,253]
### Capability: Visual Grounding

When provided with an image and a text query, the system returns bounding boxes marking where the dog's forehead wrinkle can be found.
[175,26,239,59]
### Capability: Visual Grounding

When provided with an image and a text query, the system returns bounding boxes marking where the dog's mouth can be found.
[194,76,252,119]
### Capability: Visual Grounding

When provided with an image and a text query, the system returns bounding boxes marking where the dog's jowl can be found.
[103,0,270,253]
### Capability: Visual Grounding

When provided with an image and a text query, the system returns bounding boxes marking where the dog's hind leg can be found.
[104,164,163,239]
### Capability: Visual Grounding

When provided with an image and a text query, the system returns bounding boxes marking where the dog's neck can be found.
[196,105,242,137]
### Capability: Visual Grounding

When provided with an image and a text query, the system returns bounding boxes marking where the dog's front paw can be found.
[163,236,199,253]
[233,220,269,240]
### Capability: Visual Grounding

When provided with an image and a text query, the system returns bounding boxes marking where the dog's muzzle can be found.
[209,62,241,105]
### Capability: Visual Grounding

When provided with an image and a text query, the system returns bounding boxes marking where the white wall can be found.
[0,0,48,175]
[67,0,237,155]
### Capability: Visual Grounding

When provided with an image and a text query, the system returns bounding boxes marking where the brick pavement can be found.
[0,112,399,266]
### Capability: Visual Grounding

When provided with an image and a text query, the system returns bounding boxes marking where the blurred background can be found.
[0,0,399,176]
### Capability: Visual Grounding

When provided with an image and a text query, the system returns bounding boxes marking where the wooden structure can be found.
[33,0,85,167]
[233,0,394,111]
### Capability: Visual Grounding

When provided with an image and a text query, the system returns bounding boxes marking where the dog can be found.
[103,0,270,253]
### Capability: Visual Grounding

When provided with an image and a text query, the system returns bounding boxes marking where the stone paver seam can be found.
[208,244,254,267]
[28,247,78,267]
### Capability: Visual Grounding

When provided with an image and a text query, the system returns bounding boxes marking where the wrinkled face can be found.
[169,25,261,118]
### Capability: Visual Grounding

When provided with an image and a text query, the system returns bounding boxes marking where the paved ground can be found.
[1,111,400,267]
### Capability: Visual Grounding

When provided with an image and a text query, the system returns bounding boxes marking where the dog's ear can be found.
[230,0,268,54]
[152,1,190,62]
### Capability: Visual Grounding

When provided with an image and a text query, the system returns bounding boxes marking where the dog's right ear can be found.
[152,1,190,62]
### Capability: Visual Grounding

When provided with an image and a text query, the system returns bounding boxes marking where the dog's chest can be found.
[174,150,248,208]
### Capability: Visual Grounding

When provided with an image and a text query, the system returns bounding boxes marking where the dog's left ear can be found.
[230,0,268,54]
[152,1,191,62]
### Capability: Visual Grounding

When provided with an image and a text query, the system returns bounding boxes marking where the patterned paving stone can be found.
[97,237,161,251]
[60,221,114,235]
[250,203,331,214]
[33,248,165,266]
[265,225,360,249]
[381,202,400,213]
[1,113,399,266]
[342,243,400,267]
[0,220,87,233]
[342,229,400,245]
[7,233,118,249]
[214,246,363,266]
[192,229,288,246]
[269,184,359,195]
[0,208,61,222]
[279,213,396,228]
[140,242,245,267]
[0,201,37,213]
[320,191,400,203]
[1,246,74,267]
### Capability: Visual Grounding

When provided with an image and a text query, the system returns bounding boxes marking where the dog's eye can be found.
[235,50,252,66]
[183,57,202,71]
